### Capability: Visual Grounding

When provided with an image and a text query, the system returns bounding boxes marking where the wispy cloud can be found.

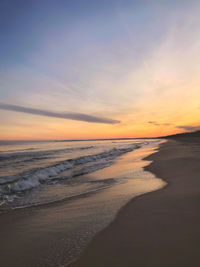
[0,103,120,124]
[176,125,200,131]
[148,121,172,126]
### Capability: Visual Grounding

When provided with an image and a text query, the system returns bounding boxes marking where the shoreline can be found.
[0,141,164,267]
[70,138,200,267]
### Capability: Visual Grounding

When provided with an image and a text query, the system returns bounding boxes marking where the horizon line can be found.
[0,137,159,143]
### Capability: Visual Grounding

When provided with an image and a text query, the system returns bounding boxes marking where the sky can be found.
[0,0,200,140]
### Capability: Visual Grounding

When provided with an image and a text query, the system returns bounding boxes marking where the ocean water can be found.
[0,138,166,266]
[0,138,155,210]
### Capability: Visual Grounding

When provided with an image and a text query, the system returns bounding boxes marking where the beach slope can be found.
[70,139,200,267]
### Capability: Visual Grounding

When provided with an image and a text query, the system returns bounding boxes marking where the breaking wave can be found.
[0,144,142,197]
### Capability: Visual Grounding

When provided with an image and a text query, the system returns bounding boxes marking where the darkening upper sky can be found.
[0,0,200,139]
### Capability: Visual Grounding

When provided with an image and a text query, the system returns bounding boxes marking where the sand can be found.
[70,139,200,267]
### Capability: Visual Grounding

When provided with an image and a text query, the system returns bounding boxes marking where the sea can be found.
[0,138,166,266]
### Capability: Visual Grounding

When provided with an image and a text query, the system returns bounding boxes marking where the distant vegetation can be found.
[163,130,200,139]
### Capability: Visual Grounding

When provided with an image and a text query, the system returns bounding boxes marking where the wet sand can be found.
[70,139,200,267]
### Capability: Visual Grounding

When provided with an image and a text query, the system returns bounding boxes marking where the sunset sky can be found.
[0,0,200,140]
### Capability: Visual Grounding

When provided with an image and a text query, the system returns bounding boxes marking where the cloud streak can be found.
[176,125,200,131]
[148,121,172,126]
[0,103,120,124]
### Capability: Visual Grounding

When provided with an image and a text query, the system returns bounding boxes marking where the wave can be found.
[2,177,122,211]
[0,145,95,161]
[0,143,143,196]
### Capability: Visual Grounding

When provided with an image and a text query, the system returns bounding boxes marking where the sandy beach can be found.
[70,138,200,267]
